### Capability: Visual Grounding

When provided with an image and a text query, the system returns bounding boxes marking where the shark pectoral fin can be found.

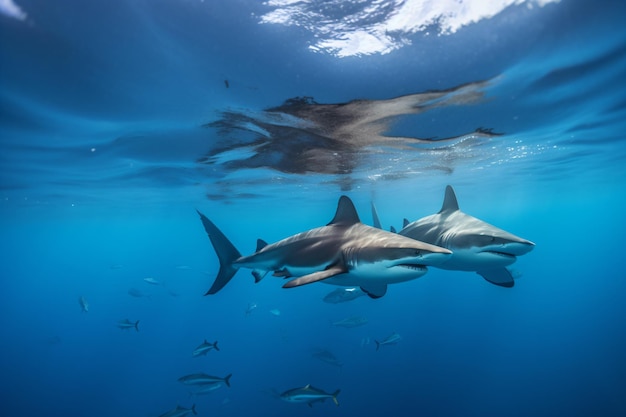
[251,269,269,283]
[282,266,346,288]
[273,268,291,278]
[478,268,515,288]
[360,283,387,299]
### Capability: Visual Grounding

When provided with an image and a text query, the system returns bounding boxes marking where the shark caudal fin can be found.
[197,210,242,295]
[224,373,232,387]
[134,320,140,332]
[191,404,198,416]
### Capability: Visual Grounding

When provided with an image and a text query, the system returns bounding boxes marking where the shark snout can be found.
[499,239,535,256]
[415,244,452,266]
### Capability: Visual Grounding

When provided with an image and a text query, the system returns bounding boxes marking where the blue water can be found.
[1,1,626,416]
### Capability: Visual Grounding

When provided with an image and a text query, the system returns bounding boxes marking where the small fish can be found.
[280,384,340,407]
[78,296,89,313]
[189,381,223,396]
[322,287,366,304]
[128,288,149,298]
[158,404,197,417]
[192,340,219,357]
[332,315,368,328]
[143,277,160,285]
[178,373,232,387]
[312,349,343,367]
[269,308,281,316]
[224,79,230,88]
[176,265,192,270]
[375,332,401,350]
[117,319,139,332]
[245,302,257,316]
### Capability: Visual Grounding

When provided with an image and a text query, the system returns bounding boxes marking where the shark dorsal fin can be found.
[403,218,409,228]
[328,196,360,226]
[439,185,460,213]
[256,239,268,252]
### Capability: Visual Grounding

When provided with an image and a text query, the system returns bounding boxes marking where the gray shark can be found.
[397,185,535,287]
[280,384,340,407]
[197,196,452,299]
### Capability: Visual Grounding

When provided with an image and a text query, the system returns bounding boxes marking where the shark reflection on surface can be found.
[200,80,500,176]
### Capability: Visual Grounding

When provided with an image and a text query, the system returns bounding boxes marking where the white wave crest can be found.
[259,0,560,57]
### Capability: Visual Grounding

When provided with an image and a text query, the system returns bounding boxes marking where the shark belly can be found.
[323,262,428,286]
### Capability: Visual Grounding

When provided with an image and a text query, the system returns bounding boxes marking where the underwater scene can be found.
[1,1,625,416]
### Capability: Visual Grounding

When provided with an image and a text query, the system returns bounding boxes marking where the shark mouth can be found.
[396,264,427,272]
[480,250,517,259]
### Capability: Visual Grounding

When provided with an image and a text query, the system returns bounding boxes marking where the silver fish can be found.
[280,384,340,407]
[375,332,401,350]
[192,340,219,357]
[332,315,368,328]
[178,373,232,387]
[117,319,139,332]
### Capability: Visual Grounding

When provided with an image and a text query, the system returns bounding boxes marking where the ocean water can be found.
[1,1,625,416]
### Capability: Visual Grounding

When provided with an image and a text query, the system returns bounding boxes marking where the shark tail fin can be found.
[214,341,220,351]
[332,389,341,406]
[191,404,197,415]
[375,340,380,351]
[224,373,232,387]
[134,321,140,332]
[197,210,242,295]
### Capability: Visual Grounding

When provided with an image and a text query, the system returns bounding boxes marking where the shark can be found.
[197,196,452,299]
[395,185,535,287]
